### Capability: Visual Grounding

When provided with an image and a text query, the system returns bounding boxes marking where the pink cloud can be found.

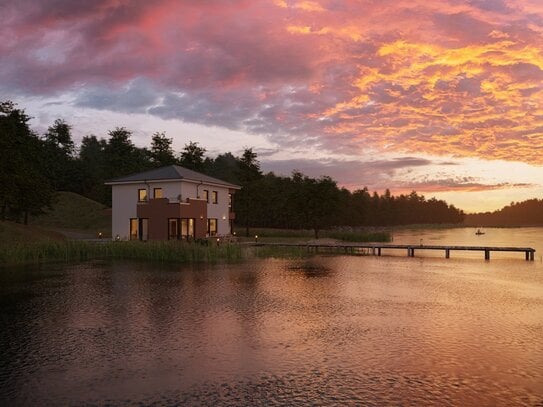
[1,0,543,165]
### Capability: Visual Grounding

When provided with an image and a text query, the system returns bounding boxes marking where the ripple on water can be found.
[0,257,542,405]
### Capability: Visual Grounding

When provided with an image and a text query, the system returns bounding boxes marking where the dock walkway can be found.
[252,242,536,261]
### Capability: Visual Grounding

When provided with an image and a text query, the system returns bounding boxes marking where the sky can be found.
[2,0,543,213]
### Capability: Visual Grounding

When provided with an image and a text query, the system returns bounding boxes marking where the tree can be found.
[42,119,79,191]
[78,135,107,203]
[104,127,151,176]
[234,148,263,236]
[289,173,340,238]
[102,127,151,205]
[150,131,176,167]
[44,119,74,156]
[178,141,206,171]
[238,147,261,182]
[0,101,53,223]
[207,152,241,184]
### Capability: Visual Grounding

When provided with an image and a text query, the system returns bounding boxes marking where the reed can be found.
[0,240,244,266]
[234,227,392,243]
[325,230,392,242]
[250,245,312,259]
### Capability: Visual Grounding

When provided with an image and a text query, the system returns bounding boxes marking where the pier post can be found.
[526,251,530,261]
[530,251,534,261]
[484,249,490,260]
[377,247,381,256]
[445,249,450,259]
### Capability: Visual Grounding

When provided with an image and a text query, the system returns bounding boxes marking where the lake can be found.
[1,228,542,406]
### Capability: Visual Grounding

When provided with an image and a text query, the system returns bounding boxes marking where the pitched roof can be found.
[105,165,240,189]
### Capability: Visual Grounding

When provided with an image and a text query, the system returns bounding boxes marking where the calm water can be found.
[1,228,542,406]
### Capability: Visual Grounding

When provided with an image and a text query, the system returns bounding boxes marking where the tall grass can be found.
[234,227,314,238]
[0,240,243,266]
[0,229,392,267]
[325,230,391,242]
[234,227,392,242]
[250,245,312,259]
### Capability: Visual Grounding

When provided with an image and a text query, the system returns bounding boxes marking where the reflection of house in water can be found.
[105,165,240,241]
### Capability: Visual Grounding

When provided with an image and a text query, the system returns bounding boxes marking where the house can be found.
[105,165,240,241]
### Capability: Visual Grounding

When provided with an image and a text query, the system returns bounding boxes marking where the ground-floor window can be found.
[168,218,195,240]
[130,218,148,241]
[130,218,138,240]
[207,218,217,236]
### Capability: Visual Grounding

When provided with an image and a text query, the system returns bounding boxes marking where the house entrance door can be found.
[138,218,148,241]
[168,218,179,240]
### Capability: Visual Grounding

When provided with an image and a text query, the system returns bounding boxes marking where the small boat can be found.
[475,228,485,235]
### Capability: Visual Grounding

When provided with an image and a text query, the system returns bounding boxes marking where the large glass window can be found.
[140,218,148,241]
[169,218,195,240]
[138,189,147,202]
[153,188,163,198]
[212,191,218,204]
[130,218,148,240]
[203,189,209,202]
[207,218,217,236]
[130,218,138,240]
[168,218,178,240]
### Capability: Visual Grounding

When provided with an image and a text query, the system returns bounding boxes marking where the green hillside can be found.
[0,221,66,246]
[30,192,111,236]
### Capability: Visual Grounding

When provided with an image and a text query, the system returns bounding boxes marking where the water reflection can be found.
[0,253,542,406]
[287,261,333,278]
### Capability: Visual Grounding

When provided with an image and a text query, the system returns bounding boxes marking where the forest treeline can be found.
[465,199,543,226]
[2,100,466,234]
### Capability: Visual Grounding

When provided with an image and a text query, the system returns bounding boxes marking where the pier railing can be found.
[251,242,536,261]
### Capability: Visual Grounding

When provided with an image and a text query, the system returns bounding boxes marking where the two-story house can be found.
[105,165,240,240]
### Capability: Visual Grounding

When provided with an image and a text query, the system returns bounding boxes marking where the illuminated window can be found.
[153,188,163,198]
[207,218,217,236]
[212,191,218,204]
[130,218,138,240]
[169,218,195,240]
[130,218,148,240]
[138,189,147,202]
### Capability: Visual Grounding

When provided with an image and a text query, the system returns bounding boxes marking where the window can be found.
[207,218,217,236]
[212,191,218,204]
[153,188,163,198]
[140,218,148,241]
[138,189,147,202]
[181,218,195,239]
[168,218,179,240]
[203,189,209,202]
[130,218,138,240]
[169,218,195,240]
[130,218,148,240]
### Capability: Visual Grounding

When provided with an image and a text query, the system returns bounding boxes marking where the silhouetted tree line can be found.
[1,100,465,233]
[465,199,543,226]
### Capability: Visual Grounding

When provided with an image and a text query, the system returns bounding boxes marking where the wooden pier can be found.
[252,242,536,261]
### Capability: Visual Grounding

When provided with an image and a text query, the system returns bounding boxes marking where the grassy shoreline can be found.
[1,222,393,266]
[0,240,245,266]
[0,232,393,266]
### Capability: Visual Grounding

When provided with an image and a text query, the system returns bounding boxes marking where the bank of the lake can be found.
[0,229,391,266]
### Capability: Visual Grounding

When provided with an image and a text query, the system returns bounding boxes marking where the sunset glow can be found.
[2,0,543,212]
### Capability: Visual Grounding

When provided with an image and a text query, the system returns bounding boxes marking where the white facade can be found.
[109,179,234,240]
